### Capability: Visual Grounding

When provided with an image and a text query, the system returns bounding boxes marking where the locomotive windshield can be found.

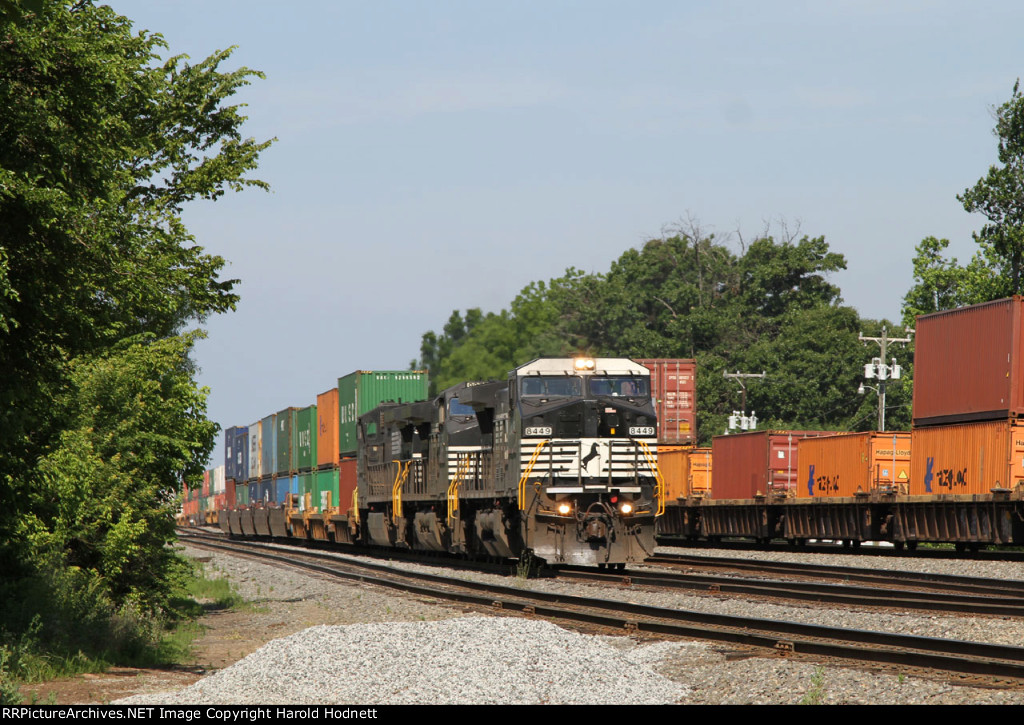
[519,376,583,398]
[448,396,475,417]
[588,376,649,398]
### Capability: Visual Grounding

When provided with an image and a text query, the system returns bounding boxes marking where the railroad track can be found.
[178,531,1024,686]
[647,551,1024,598]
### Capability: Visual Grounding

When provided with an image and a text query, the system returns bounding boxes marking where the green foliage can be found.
[0,0,270,678]
[419,223,885,441]
[799,666,827,705]
[959,79,1024,293]
[21,334,214,613]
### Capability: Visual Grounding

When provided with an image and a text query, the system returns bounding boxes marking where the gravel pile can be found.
[118,618,692,705]
[113,541,1024,705]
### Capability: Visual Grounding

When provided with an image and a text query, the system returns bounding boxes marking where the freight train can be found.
[184,297,1024,555]
[189,357,663,568]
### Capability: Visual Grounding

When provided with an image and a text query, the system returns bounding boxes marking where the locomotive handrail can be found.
[391,459,411,525]
[518,439,550,510]
[447,454,473,522]
[634,439,665,516]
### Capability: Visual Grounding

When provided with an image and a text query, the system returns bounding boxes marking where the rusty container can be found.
[711,430,832,499]
[636,359,697,444]
[796,432,911,498]
[316,387,339,468]
[913,296,1024,426]
[338,457,358,515]
[658,447,712,501]
[909,420,1024,496]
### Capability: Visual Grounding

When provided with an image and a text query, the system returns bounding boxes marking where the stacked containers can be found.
[911,297,1024,496]
[315,388,340,513]
[224,426,248,484]
[259,413,276,504]
[711,430,832,499]
[796,432,911,498]
[635,359,697,445]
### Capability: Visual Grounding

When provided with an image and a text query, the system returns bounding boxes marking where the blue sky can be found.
[112,1,1023,465]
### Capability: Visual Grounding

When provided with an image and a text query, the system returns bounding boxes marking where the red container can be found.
[711,430,832,499]
[913,297,1024,426]
[317,388,339,468]
[339,457,358,515]
[635,359,696,444]
[909,420,1024,496]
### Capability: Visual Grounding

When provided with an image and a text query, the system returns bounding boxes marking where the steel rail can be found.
[647,552,1024,598]
[554,567,1024,617]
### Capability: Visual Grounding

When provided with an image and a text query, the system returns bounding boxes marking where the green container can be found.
[298,471,314,510]
[235,481,249,507]
[275,407,299,474]
[314,467,339,512]
[337,370,429,455]
[294,404,317,470]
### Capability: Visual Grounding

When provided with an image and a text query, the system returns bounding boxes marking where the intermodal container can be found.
[909,420,1024,496]
[260,413,277,477]
[247,421,262,480]
[337,371,429,455]
[339,457,358,515]
[635,359,697,444]
[294,405,317,471]
[235,480,249,507]
[796,432,911,498]
[202,469,210,498]
[913,297,1024,426]
[658,447,712,500]
[711,430,833,499]
[275,474,298,506]
[314,467,340,512]
[212,465,226,494]
[224,426,248,483]
[298,472,314,511]
[276,407,299,474]
[317,388,339,468]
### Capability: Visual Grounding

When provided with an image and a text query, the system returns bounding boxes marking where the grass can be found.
[0,556,252,705]
[799,667,827,705]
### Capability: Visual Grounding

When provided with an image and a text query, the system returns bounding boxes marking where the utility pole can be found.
[858,327,913,431]
[724,370,766,433]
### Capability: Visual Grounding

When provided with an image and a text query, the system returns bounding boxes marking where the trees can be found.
[958,80,1024,294]
[0,0,271,646]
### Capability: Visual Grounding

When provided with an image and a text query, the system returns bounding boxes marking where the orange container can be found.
[658,447,712,500]
[909,420,1024,496]
[316,387,339,467]
[796,432,911,498]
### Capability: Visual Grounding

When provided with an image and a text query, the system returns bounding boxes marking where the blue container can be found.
[258,477,275,505]
[248,481,259,505]
[275,475,298,506]
[261,413,277,476]
[224,426,249,482]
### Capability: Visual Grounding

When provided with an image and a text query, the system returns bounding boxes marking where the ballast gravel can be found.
[119,618,692,705]
[113,542,1024,705]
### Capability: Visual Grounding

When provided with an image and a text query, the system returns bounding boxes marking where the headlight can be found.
[557,503,572,515]
[573,357,595,371]
[619,502,634,515]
